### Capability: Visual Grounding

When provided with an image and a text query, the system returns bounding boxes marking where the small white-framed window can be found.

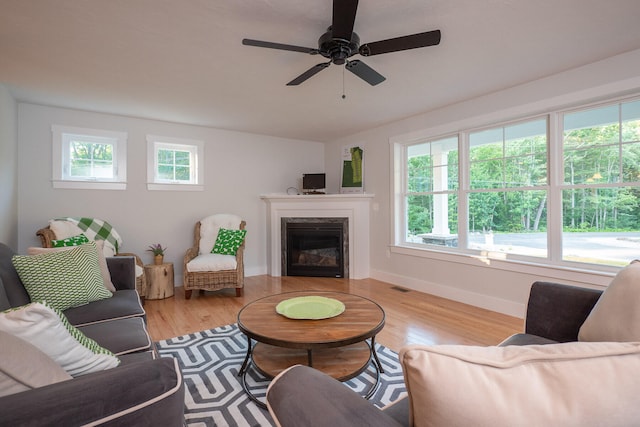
[52,125,128,190]
[146,135,204,191]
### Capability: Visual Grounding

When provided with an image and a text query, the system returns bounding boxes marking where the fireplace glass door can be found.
[286,222,344,278]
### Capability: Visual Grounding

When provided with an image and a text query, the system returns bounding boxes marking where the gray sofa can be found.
[267,281,606,427]
[0,243,185,426]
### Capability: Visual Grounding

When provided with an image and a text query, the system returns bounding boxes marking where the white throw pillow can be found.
[400,342,640,427]
[578,261,640,342]
[186,253,238,272]
[0,330,72,397]
[0,302,119,377]
[27,241,116,292]
[198,214,242,255]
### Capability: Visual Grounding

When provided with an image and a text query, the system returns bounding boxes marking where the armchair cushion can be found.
[400,342,640,427]
[0,301,119,377]
[187,253,237,272]
[198,213,243,255]
[579,261,640,342]
[211,228,247,255]
[12,243,112,311]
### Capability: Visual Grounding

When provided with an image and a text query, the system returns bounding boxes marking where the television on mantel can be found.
[302,173,326,194]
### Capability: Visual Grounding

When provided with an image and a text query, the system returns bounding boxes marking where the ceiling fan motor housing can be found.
[318,28,360,65]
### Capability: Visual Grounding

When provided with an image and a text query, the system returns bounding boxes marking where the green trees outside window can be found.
[69,141,114,179]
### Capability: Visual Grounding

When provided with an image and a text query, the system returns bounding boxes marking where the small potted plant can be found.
[147,243,167,265]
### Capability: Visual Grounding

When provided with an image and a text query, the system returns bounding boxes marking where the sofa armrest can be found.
[0,357,184,426]
[107,256,136,291]
[525,281,602,342]
[267,365,402,427]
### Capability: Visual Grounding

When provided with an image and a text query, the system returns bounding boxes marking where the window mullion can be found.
[458,132,470,249]
[547,113,563,263]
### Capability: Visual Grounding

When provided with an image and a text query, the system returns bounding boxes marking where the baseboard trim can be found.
[370,269,526,318]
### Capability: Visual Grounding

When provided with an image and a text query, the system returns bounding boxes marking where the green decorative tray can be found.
[275,296,346,320]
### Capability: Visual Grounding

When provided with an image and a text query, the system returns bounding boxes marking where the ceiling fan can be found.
[242,0,441,86]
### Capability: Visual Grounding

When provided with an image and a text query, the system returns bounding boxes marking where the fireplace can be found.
[282,217,348,278]
[261,193,372,279]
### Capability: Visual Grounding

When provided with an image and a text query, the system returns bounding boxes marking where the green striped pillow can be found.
[0,301,119,376]
[12,243,112,311]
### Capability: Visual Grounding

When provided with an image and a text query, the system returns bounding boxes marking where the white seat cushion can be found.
[186,253,238,272]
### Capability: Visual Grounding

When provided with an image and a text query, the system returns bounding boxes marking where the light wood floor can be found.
[145,275,523,352]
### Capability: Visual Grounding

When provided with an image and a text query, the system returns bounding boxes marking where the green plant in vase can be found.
[147,243,167,265]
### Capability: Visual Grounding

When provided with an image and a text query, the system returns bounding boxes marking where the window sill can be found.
[147,183,204,191]
[52,180,126,190]
[390,244,616,286]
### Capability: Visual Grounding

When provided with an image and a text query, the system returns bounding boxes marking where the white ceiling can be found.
[1,0,640,142]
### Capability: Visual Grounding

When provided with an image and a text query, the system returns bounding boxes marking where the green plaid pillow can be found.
[51,233,89,247]
[12,244,112,311]
[211,228,247,255]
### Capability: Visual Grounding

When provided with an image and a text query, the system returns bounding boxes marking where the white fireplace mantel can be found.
[261,193,374,279]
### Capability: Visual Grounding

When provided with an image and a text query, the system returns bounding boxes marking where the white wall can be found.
[325,49,640,318]
[17,103,324,283]
[0,85,18,248]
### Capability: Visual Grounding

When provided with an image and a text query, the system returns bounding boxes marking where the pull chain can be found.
[342,65,346,99]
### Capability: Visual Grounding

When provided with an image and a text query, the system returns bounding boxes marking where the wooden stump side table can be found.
[144,263,175,300]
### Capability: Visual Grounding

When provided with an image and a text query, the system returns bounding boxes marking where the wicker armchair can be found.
[36,226,148,300]
[183,215,246,299]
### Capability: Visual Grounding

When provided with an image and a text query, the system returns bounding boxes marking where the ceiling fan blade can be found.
[287,62,331,86]
[359,30,441,56]
[331,0,358,41]
[242,38,318,54]
[345,60,385,86]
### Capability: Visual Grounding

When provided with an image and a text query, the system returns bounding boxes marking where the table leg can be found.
[307,349,313,367]
[238,336,268,409]
[370,335,385,374]
[239,335,253,375]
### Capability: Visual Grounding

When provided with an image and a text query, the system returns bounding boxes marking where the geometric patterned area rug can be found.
[156,324,407,427]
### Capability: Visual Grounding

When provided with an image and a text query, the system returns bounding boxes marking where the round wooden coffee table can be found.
[237,291,385,407]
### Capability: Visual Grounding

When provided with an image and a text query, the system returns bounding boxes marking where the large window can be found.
[146,135,204,191]
[561,99,640,265]
[467,119,548,257]
[52,125,128,190]
[395,96,640,269]
[405,136,459,247]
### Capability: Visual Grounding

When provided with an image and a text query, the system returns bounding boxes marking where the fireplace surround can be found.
[261,193,373,279]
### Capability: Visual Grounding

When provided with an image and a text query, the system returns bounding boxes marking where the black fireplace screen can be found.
[283,219,347,278]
